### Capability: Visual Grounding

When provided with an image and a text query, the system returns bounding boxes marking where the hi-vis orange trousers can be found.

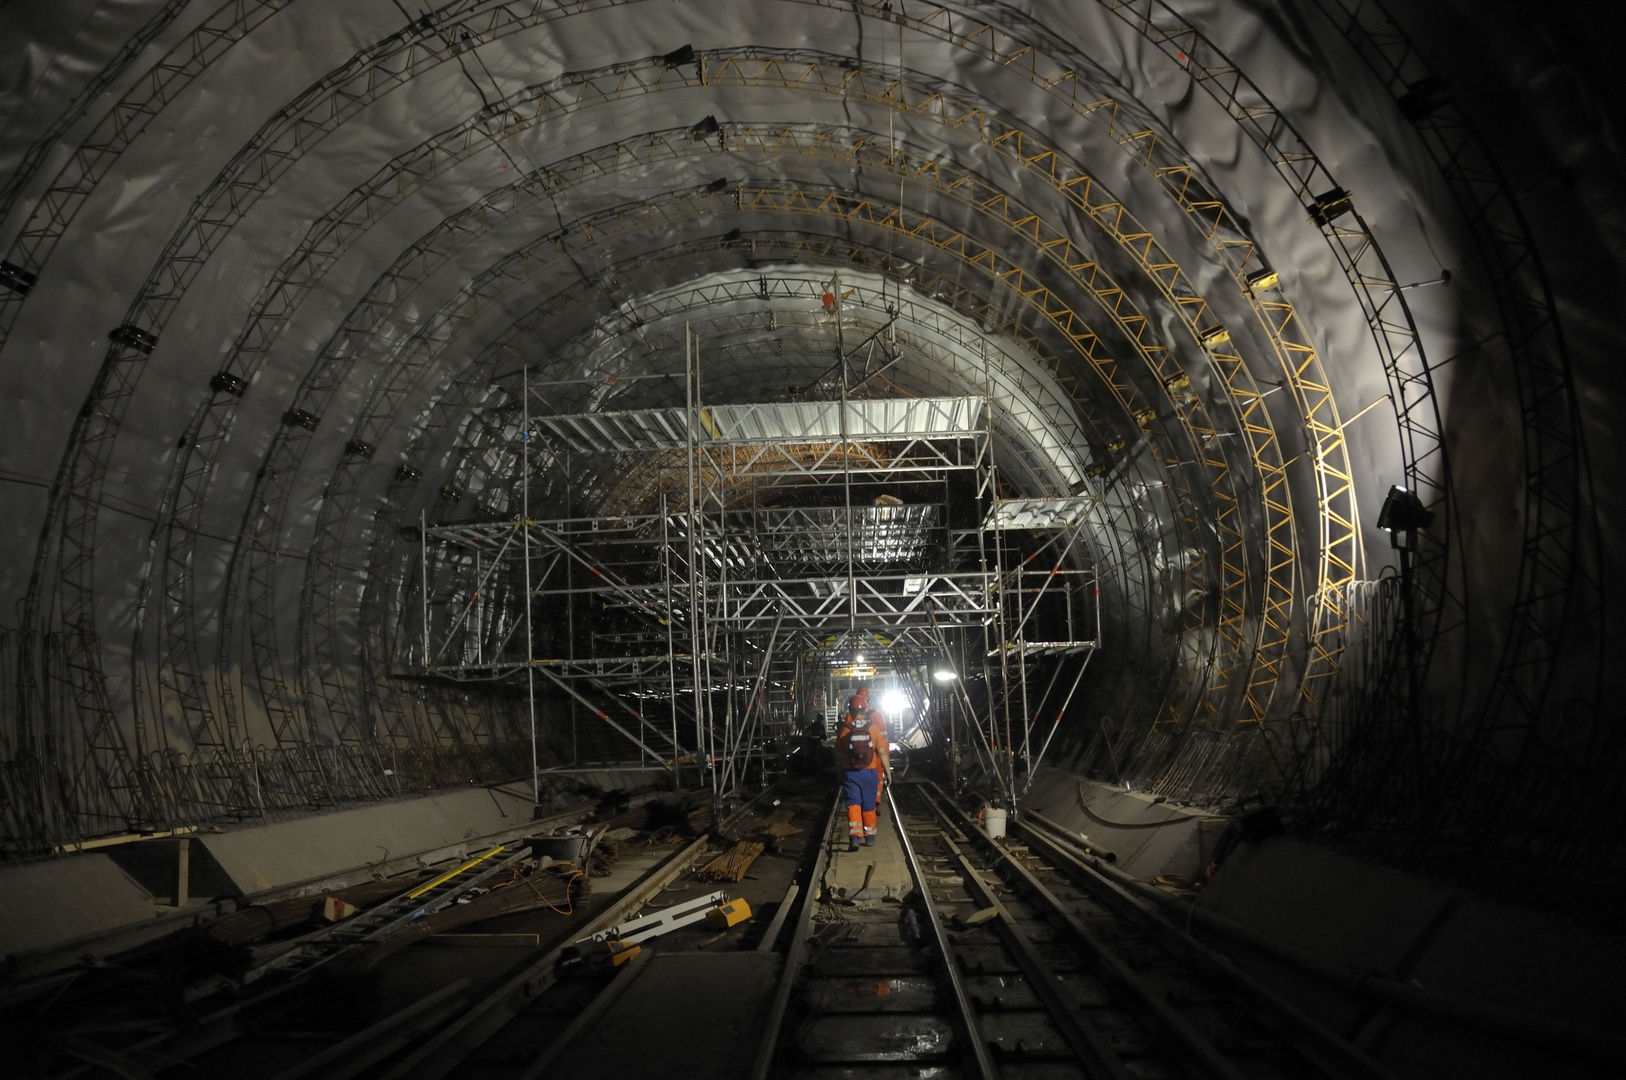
[841,768,879,841]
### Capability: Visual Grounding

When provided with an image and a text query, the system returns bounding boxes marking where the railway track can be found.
[13,780,1407,1080]
[757,781,1400,1080]
[6,789,789,1080]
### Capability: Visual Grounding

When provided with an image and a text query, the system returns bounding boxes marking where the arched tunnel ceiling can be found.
[0,0,1621,903]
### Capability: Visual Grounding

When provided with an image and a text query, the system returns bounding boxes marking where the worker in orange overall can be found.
[849,685,890,804]
[836,686,891,851]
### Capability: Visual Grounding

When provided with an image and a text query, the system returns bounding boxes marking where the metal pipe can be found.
[1024,649,1095,793]
[535,666,669,769]
[584,676,679,754]
[522,372,538,803]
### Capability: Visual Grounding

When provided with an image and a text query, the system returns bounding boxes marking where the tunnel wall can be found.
[0,0,1618,922]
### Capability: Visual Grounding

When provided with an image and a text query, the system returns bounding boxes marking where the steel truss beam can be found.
[1293,0,1605,907]
[7,0,1439,845]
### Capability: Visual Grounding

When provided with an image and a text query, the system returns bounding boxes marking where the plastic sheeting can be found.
[0,0,1613,848]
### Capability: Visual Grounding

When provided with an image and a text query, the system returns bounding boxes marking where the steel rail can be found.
[925,787,1279,1080]
[1016,809,1399,1080]
[265,978,472,1080]
[378,785,775,1080]
[915,789,1137,1080]
[748,787,842,1080]
[886,784,998,1080]
[1024,809,1623,1067]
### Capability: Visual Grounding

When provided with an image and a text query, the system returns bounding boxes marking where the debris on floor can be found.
[696,841,766,882]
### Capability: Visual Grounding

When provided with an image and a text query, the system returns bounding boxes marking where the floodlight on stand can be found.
[881,690,908,713]
[1376,485,1435,550]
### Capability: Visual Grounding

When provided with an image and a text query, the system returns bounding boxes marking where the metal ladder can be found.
[241,844,530,984]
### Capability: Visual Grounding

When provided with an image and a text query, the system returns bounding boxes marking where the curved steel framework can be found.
[27,0,1603,917]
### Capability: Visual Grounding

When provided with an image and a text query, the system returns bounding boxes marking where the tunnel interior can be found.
[1,0,1623,1062]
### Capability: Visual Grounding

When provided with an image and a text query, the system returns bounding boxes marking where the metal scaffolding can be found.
[412,317,1102,807]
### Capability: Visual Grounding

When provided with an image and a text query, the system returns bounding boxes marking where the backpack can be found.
[839,723,876,770]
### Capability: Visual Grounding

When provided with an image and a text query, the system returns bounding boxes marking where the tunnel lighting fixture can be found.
[932,667,958,683]
[0,259,37,296]
[1377,485,1434,549]
[1245,268,1280,294]
[1397,75,1451,123]
[108,323,157,354]
[855,654,865,663]
[209,371,248,397]
[881,690,908,713]
[1308,186,1354,226]
[660,43,697,68]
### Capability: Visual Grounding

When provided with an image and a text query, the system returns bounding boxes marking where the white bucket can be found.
[985,806,1008,839]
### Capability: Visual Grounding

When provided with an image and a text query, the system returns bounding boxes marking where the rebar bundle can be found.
[695,841,764,883]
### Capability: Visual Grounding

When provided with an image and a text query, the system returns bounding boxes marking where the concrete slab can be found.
[0,856,154,960]
[547,950,782,1079]
[1021,767,1226,879]
[1196,835,1622,1077]
[197,786,533,893]
[821,789,914,902]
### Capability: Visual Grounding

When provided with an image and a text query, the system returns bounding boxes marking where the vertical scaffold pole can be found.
[523,367,538,804]
[835,272,855,635]
[686,325,708,804]
[420,510,430,670]
[663,508,680,792]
